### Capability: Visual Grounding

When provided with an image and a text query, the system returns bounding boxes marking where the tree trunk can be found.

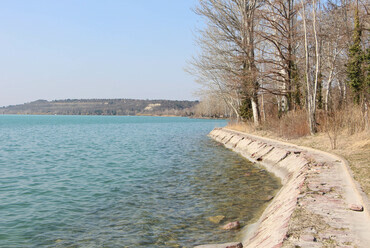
[301,0,317,134]
[251,96,260,126]
[281,81,289,112]
[325,83,331,112]
[364,99,369,130]
[311,0,320,132]
[261,92,266,122]
[308,97,317,134]
[325,70,334,112]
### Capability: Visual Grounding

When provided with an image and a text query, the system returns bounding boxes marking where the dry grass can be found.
[228,110,311,139]
[265,110,310,138]
[226,106,370,197]
[227,121,256,133]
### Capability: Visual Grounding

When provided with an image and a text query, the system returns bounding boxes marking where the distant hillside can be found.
[0,99,199,116]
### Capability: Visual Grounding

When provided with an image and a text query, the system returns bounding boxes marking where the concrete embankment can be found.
[196,128,370,248]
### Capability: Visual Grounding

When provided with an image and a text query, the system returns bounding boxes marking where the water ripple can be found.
[0,116,280,247]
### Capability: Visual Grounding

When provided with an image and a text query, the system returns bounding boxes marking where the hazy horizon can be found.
[1,97,199,108]
[0,0,201,107]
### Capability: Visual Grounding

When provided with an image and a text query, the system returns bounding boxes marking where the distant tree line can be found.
[0,99,200,117]
[189,0,369,134]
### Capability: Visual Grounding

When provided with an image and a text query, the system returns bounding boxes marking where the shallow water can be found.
[0,115,280,247]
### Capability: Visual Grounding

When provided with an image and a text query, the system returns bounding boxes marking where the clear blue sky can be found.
[0,0,201,107]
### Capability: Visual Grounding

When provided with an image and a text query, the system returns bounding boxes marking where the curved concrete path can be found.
[197,128,370,248]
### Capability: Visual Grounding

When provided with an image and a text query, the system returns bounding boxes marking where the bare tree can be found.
[259,0,300,112]
[189,0,368,135]
[321,1,349,111]
[298,0,322,134]
[189,0,262,125]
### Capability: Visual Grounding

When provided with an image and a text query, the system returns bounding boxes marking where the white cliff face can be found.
[202,128,370,248]
[144,103,161,111]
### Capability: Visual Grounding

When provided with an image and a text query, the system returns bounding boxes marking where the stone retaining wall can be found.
[202,127,370,248]
[209,128,308,247]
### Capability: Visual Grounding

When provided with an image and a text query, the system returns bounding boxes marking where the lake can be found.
[0,115,280,247]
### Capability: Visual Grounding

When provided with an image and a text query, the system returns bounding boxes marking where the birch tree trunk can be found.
[300,0,315,134]
[300,0,321,135]
[325,78,332,112]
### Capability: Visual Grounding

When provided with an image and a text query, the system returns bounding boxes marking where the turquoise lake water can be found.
[0,115,280,247]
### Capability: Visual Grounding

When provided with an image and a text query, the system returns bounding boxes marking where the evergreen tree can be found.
[365,48,370,99]
[347,9,364,104]
[239,97,253,120]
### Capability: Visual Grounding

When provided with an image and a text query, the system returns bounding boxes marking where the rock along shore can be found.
[195,128,370,248]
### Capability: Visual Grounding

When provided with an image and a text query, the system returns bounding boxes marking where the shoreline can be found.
[198,128,370,248]
[0,113,226,119]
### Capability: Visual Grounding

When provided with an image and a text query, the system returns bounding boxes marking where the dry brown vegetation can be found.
[190,0,369,197]
[227,105,370,197]
[190,0,369,135]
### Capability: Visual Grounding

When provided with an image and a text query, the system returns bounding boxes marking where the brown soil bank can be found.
[198,128,370,248]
